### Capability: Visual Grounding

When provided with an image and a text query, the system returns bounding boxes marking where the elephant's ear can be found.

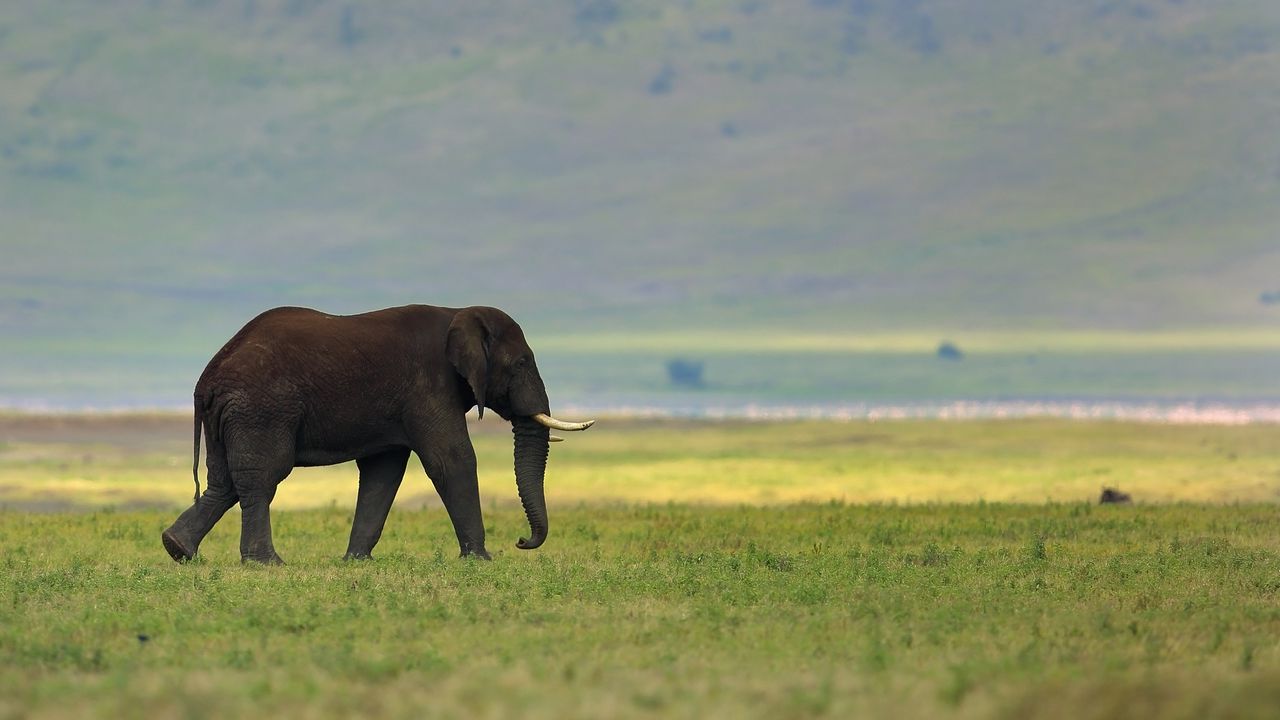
[446,307,494,419]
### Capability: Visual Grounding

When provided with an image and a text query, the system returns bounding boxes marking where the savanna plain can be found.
[2,414,1279,719]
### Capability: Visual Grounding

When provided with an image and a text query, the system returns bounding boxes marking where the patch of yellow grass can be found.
[3,418,1276,510]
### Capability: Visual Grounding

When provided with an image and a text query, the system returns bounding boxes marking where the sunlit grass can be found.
[3,417,1277,510]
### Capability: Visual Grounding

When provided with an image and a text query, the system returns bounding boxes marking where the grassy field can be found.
[1,415,1280,717]
[3,505,1280,718]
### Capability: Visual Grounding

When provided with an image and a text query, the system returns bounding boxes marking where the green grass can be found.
[4,417,1280,717]
[2,503,1280,718]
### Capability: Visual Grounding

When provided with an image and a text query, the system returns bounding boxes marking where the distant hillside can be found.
[2,0,1279,406]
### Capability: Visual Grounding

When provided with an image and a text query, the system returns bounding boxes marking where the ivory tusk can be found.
[531,413,596,432]
[549,435,564,442]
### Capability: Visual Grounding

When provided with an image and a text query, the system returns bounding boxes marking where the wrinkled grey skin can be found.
[161,305,556,564]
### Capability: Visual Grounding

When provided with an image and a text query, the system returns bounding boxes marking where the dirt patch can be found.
[0,412,189,451]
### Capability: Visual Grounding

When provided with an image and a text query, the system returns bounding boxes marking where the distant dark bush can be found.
[720,121,738,138]
[1225,27,1271,58]
[1089,1,1155,21]
[697,26,733,44]
[20,160,80,181]
[888,1,941,56]
[575,0,620,26]
[1261,291,1280,306]
[840,21,867,55]
[850,0,874,18]
[900,16,941,55]
[1099,488,1132,504]
[339,6,359,48]
[648,64,676,95]
[284,0,323,18]
[936,341,963,361]
[666,358,706,388]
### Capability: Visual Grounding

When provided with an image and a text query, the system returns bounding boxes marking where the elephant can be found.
[160,304,594,564]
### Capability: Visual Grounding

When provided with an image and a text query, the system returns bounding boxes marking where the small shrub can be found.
[936,341,963,361]
[574,0,620,26]
[648,64,676,95]
[666,358,705,388]
[697,26,733,44]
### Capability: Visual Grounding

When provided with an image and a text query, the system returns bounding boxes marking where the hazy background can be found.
[2,0,1278,412]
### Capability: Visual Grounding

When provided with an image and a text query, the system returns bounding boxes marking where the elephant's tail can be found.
[191,398,203,504]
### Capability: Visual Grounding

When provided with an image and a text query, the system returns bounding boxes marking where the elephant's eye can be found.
[516,355,531,369]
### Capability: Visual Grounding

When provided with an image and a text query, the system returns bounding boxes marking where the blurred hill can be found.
[2,0,1279,407]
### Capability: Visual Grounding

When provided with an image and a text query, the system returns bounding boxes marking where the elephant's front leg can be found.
[345,447,411,560]
[420,440,490,560]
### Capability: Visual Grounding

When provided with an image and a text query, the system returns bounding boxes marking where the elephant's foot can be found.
[162,528,197,563]
[343,551,374,561]
[241,551,285,565]
[459,547,492,561]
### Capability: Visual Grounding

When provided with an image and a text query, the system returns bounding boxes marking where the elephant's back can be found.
[194,305,449,397]
[198,307,329,379]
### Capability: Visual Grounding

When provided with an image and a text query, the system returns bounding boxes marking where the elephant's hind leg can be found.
[344,447,411,560]
[162,441,238,562]
[235,468,288,565]
[227,428,295,565]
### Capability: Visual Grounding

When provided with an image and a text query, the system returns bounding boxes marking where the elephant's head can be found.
[447,306,594,550]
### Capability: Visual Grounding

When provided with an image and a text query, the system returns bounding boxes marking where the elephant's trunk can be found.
[513,417,550,550]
